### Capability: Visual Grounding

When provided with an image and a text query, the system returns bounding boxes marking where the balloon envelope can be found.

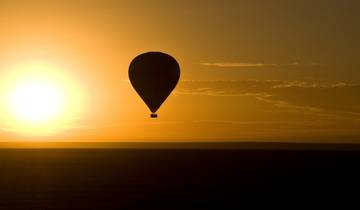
[129,52,180,117]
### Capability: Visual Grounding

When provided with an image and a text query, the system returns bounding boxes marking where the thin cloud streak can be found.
[200,61,321,68]
[200,62,278,67]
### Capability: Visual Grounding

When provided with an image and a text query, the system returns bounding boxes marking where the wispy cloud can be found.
[287,62,299,66]
[200,62,279,67]
[200,61,321,68]
[176,80,360,117]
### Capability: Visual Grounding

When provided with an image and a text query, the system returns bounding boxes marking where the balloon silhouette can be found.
[129,52,180,118]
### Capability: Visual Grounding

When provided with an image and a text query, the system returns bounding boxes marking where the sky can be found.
[0,0,359,142]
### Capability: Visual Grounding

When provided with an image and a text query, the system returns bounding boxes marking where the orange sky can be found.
[0,0,359,142]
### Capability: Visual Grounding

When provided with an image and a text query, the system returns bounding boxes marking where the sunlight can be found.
[8,79,64,123]
[0,60,84,135]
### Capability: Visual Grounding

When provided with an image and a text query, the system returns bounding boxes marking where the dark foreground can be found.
[1,145,360,209]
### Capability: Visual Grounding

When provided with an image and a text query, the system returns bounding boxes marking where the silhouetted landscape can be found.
[1,142,359,209]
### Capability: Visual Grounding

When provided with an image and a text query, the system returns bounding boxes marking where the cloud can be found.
[272,81,322,88]
[176,80,281,94]
[175,88,270,97]
[200,61,321,68]
[176,80,360,117]
[287,62,299,66]
[200,62,278,67]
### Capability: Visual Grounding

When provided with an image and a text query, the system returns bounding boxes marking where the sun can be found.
[0,60,84,135]
[8,80,65,123]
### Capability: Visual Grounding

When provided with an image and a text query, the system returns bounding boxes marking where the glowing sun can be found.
[0,60,84,135]
[8,80,65,123]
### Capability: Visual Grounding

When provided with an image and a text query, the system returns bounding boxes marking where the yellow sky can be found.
[0,0,359,142]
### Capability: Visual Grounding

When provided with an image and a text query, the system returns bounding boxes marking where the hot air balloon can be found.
[129,52,180,118]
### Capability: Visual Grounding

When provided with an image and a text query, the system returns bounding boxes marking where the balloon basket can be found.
[151,113,158,118]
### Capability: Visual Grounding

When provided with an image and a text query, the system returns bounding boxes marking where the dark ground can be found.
[0,145,360,209]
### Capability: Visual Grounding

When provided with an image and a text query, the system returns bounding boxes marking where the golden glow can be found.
[8,80,64,123]
[0,61,84,135]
